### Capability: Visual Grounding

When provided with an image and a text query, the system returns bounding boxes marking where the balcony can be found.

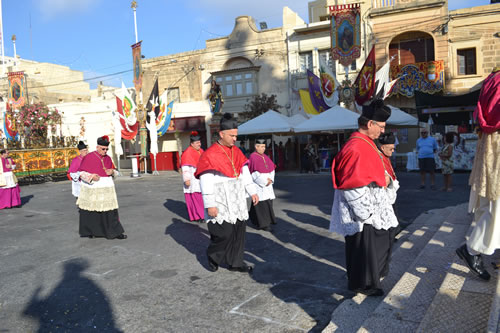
[370,0,446,16]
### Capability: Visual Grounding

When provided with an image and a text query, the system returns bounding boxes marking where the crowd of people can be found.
[3,76,498,297]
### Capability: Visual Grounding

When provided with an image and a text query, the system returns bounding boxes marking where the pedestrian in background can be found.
[439,132,454,192]
[416,129,438,190]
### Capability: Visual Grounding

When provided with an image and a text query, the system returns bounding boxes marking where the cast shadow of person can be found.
[23,258,122,332]
[20,194,34,207]
[163,199,189,220]
[165,218,211,271]
[244,223,349,332]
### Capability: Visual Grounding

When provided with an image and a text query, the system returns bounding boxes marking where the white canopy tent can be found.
[238,110,294,135]
[387,105,418,127]
[293,105,359,133]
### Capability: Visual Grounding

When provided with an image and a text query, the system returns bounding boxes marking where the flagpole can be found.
[132,1,138,44]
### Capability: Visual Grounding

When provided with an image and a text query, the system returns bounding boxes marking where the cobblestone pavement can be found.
[0,171,469,332]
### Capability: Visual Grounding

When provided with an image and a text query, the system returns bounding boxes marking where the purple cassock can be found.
[0,157,21,209]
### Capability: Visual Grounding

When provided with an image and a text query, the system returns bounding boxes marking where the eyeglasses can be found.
[99,147,109,151]
[371,121,386,130]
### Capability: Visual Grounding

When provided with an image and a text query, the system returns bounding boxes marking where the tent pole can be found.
[272,134,275,164]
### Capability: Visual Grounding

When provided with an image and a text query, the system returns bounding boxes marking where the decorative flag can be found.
[156,89,173,137]
[298,89,320,115]
[132,41,143,94]
[329,4,361,67]
[8,72,27,109]
[354,46,376,106]
[116,96,139,140]
[146,79,160,117]
[318,53,340,107]
[146,109,158,156]
[307,70,329,113]
[112,111,124,158]
[3,102,19,141]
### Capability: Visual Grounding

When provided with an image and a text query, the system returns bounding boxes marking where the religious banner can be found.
[390,60,445,98]
[329,4,361,68]
[131,41,143,94]
[354,46,376,106]
[208,80,224,114]
[307,70,329,113]
[8,71,27,109]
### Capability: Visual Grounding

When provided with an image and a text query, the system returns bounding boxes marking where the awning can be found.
[415,90,480,125]
[387,105,418,127]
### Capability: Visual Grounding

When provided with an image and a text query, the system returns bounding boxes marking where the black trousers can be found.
[249,199,276,229]
[345,224,397,291]
[79,209,125,239]
[207,219,246,268]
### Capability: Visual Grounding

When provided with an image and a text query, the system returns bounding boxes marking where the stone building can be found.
[141,12,303,158]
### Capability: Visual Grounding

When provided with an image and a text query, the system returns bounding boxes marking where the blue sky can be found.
[2,0,491,89]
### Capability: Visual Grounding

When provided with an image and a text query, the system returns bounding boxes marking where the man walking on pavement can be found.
[330,99,399,297]
[195,113,259,273]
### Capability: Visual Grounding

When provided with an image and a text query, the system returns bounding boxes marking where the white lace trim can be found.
[206,178,249,225]
[329,183,399,236]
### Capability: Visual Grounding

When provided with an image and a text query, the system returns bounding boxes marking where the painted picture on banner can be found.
[338,20,354,53]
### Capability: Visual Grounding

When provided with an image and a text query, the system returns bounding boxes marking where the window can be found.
[457,48,476,75]
[218,71,256,97]
[319,49,336,75]
[166,87,180,103]
[299,51,313,72]
[351,61,356,71]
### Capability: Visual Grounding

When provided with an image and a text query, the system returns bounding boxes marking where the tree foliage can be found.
[241,93,282,120]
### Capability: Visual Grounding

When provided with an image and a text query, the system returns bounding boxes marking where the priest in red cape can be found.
[456,68,500,281]
[329,99,398,297]
[77,136,127,240]
[247,137,276,232]
[195,113,258,273]
[180,131,205,223]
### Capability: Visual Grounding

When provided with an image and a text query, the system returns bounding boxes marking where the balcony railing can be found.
[371,0,397,8]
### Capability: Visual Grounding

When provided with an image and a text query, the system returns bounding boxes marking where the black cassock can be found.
[344,224,398,291]
[249,199,276,229]
[79,209,125,239]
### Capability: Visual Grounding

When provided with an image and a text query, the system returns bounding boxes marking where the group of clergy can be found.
[180,114,277,273]
[64,78,498,292]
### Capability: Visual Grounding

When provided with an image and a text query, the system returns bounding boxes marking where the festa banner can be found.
[390,60,445,97]
[318,54,340,107]
[132,41,143,94]
[3,103,19,141]
[156,98,174,137]
[329,4,361,68]
[8,71,27,109]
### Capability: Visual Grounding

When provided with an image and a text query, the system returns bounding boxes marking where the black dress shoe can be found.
[115,234,128,240]
[80,235,94,239]
[228,265,253,273]
[261,226,273,232]
[207,257,218,272]
[456,244,491,281]
[354,288,384,297]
